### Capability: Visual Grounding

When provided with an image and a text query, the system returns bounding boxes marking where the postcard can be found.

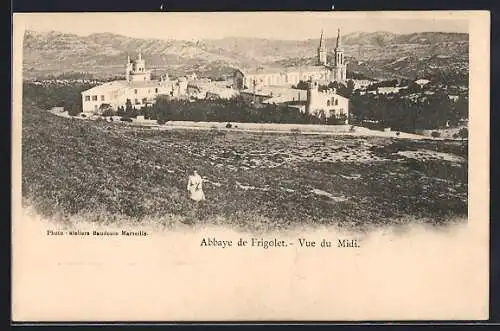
[12,11,490,322]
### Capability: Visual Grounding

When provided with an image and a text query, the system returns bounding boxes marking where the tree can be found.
[346,79,355,96]
[458,127,468,140]
[125,99,133,113]
[294,80,309,90]
[116,106,125,116]
[154,95,173,123]
[67,104,82,116]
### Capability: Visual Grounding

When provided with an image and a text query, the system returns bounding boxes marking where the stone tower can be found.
[317,30,327,66]
[125,50,151,82]
[305,80,319,115]
[125,55,131,81]
[332,28,347,82]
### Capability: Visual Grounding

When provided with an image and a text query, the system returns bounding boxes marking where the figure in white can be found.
[187,170,205,202]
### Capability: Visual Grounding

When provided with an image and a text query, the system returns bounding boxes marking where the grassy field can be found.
[21,100,468,233]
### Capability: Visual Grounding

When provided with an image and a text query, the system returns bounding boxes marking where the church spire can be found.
[138,49,142,60]
[317,29,327,66]
[335,28,342,49]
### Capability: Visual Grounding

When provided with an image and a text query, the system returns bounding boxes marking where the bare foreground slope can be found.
[21,101,468,233]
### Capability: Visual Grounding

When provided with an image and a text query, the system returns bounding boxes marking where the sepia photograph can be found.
[12,11,489,322]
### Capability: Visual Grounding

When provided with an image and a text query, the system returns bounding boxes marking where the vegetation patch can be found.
[22,99,468,233]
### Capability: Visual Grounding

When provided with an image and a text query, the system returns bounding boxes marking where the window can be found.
[327,100,331,106]
[101,95,105,101]
[134,89,138,94]
[92,95,98,101]
[142,98,147,104]
[135,99,139,105]
[85,96,90,101]
[155,88,158,93]
[335,99,338,106]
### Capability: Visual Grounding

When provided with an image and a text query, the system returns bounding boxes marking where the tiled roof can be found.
[81,79,166,94]
[81,80,129,94]
[240,65,327,76]
[241,86,307,100]
[128,80,163,89]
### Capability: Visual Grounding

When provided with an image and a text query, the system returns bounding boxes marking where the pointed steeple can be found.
[138,49,142,60]
[317,29,328,65]
[319,29,324,48]
[127,54,130,63]
[335,28,342,49]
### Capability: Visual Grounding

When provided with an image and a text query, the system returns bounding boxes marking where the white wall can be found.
[308,91,349,124]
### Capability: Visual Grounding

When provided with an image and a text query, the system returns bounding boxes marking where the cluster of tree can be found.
[365,79,399,90]
[425,69,469,87]
[23,81,98,115]
[346,71,372,80]
[349,92,468,131]
[292,80,355,98]
[318,81,355,98]
[50,71,96,81]
[37,72,126,82]
[115,96,346,125]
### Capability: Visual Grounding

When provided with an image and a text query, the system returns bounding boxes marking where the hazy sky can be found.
[16,12,469,40]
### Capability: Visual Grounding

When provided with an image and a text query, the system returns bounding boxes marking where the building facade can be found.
[306,81,349,123]
[81,52,187,114]
[239,82,349,124]
[233,28,347,90]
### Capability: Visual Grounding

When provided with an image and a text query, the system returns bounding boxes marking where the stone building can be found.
[233,28,347,90]
[239,81,349,124]
[305,81,349,124]
[81,52,188,114]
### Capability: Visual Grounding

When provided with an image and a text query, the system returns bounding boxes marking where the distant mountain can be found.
[22,30,468,81]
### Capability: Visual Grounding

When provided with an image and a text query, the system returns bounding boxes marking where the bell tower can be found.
[317,29,327,66]
[333,28,347,82]
[126,50,152,82]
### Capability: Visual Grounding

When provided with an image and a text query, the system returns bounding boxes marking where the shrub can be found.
[68,106,82,116]
[101,108,116,117]
[226,123,232,128]
[431,131,441,138]
[458,127,468,140]
[157,118,167,125]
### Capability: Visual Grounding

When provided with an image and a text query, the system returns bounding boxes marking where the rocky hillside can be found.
[22,30,468,81]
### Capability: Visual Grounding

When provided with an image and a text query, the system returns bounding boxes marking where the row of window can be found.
[245,73,326,87]
[326,99,339,106]
[84,95,105,102]
[84,88,160,102]
[134,88,159,94]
